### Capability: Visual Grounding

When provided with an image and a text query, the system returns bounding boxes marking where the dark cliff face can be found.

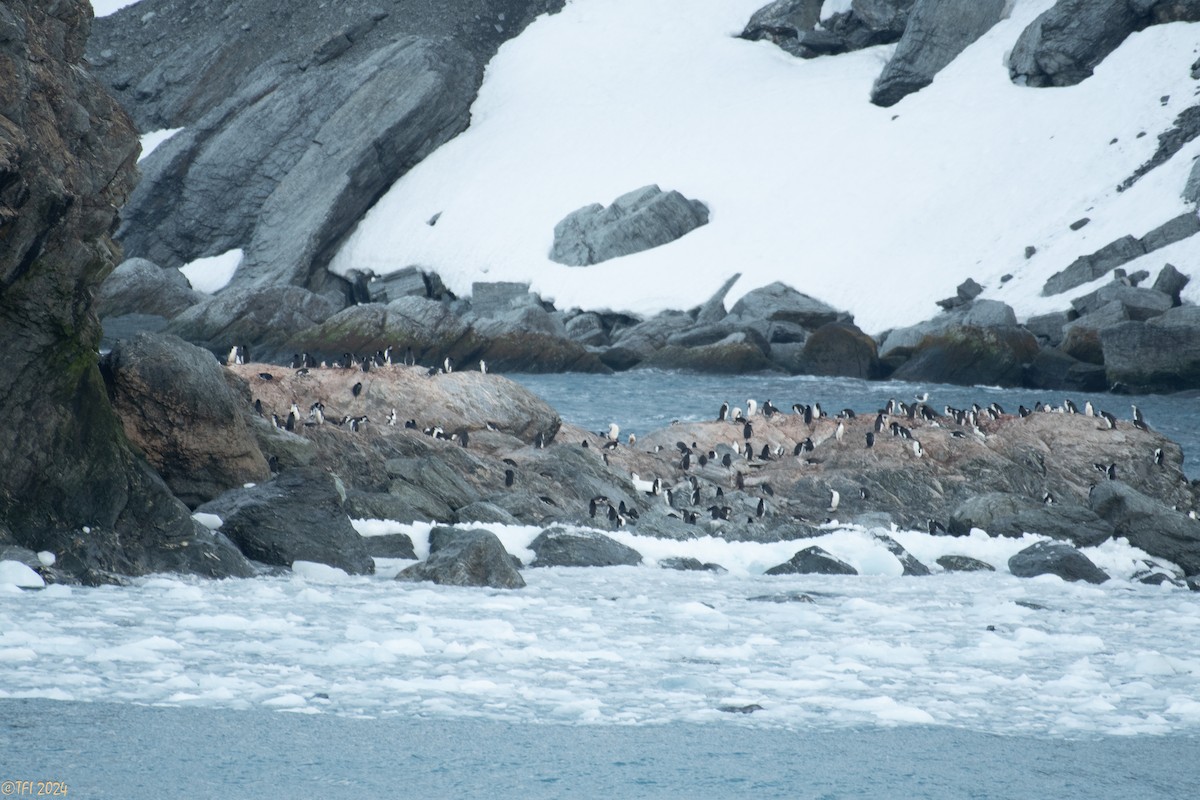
[0,0,251,582]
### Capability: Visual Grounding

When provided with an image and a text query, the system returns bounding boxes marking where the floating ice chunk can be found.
[87,636,183,662]
[0,647,36,662]
[262,693,309,708]
[191,512,223,530]
[292,561,351,582]
[176,614,255,632]
[0,561,45,589]
[36,551,55,566]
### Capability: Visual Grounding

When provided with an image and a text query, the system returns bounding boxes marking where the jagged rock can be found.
[103,333,271,507]
[563,312,609,346]
[1070,285,1173,321]
[1008,540,1109,584]
[875,533,930,576]
[196,467,375,575]
[936,555,995,572]
[529,527,642,567]
[961,300,1017,328]
[1151,263,1189,305]
[694,273,743,325]
[1101,305,1200,392]
[871,0,1005,106]
[1060,301,1129,365]
[93,0,565,293]
[456,501,521,526]
[470,281,539,317]
[1025,310,1075,347]
[386,456,482,510]
[1185,158,1200,205]
[609,311,696,356]
[890,326,1039,387]
[729,282,845,330]
[741,0,824,45]
[1120,105,1200,193]
[1140,212,1200,253]
[366,267,443,304]
[1042,236,1146,296]
[766,546,858,575]
[1089,481,1200,575]
[97,258,203,319]
[659,557,726,573]
[796,322,881,379]
[168,286,337,358]
[549,185,709,266]
[396,527,524,588]
[364,533,417,559]
[1009,0,1145,88]
[0,0,255,584]
[948,493,1031,535]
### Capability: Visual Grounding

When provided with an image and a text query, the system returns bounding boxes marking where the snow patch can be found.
[180,249,243,293]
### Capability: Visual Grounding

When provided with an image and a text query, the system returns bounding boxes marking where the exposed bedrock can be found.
[0,0,253,584]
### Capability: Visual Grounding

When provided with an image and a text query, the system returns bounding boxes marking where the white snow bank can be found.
[138,128,183,162]
[180,249,243,294]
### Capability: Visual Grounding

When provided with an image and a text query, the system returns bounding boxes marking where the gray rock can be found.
[549,185,709,266]
[471,281,539,318]
[987,506,1115,548]
[101,313,172,352]
[167,287,337,358]
[637,332,778,374]
[97,258,203,319]
[1060,301,1129,364]
[748,590,818,603]
[343,489,455,526]
[796,322,881,379]
[961,300,1018,328]
[563,312,609,347]
[1008,0,1144,88]
[875,533,930,576]
[879,317,953,357]
[729,281,844,329]
[695,273,743,325]
[196,468,375,575]
[1184,157,1200,205]
[1023,348,1107,392]
[1042,236,1146,296]
[1140,212,1200,253]
[871,0,1005,106]
[766,545,858,575]
[1070,285,1171,321]
[1101,306,1200,392]
[1089,481,1200,575]
[1151,263,1189,304]
[386,456,482,511]
[741,0,824,43]
[529,527,642,567]
[366,267,439,304]
[456,501,521,526]
[364,533,417,559]
[104,333,271,507]
[1025,310,1075,347]
[889,325,1039,388]
[936,555,995,572]
[396,527,525,588]
[1008,540,1109,584]
[609,311,696,356]
[948,493,1031,535]
[659,557,726,573]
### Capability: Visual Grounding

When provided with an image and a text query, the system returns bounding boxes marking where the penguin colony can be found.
[224,344,1186,532]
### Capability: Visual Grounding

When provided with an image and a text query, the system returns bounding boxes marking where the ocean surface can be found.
[3,371,1199,797]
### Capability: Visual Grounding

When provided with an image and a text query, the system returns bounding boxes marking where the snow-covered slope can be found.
[329,0,1200,334]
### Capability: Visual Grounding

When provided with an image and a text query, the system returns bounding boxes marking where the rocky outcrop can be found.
[196,467,375,574]
[890,325,1040,387]
[103,333,271,507]
[1089,481,1200,575]
[549,185,709,267]
[91,0,565,297]
[796,322,882,379]
[871,0,1006,107]
[745,0,917,58]
[937,555,995,572]
[766,546,858,575]
[529,527,642,567]
[168,286,338,356]
[0,0,254,584]
[1008,540,1109,583]
[97,257,202,319]
[1101,305,1200,393]
[1008,0,1200,88]
[396,527,525,588]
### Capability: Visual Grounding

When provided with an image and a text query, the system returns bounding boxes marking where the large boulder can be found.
[1008,0,1149,88]
[1089,481,1200,575]
[1041,236,1145,296]
[796,322,881,379]
[1070,284,1173,321]
[103,333,271,507]
[168,286,337,359]
[92,1,566,294]
[0,0,253,583]
[638,332,778,374]
[528,527,642,567]
[196,467,375,575]
[987,506,1115,549]
[936,555,995,572]
[729,282,844,330]
[396,527,525,588]
[890,325,1040,387]
[549,185,709,266]
[96,258,203,319]
[871,0,1006,107]
[1151,263,1190,305]
[765,546,858,575]
[1008,540,1109,584]
[1101,306,1200,393]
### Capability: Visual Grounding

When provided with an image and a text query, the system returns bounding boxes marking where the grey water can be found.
[509,371,1200,477]
[4,699,1197,799]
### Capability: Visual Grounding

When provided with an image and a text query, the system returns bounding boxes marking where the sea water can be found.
[2,372,1199,797]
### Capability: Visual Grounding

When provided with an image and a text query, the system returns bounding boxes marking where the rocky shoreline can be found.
[7,331,1199,591]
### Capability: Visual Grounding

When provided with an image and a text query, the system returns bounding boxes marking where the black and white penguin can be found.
[404,346,415,366]
[253,398,263,416]
[834,420,845,444]
[1132,405,1149,432]
[746,399,758,417]
[1083,401,1094,417]
[736,471,745,490]
[718,402,729,422]
[505,469,515,487]
[227,345,245,365]
[443,357,454,374]
[1042,490,1054,505]
[803,405,814,425]
[859,487,869,500]
[405,419,418,429]
[682,451,692,471]
[285,411,297,432]
[743,421,753,440]
[352,381,363,397]
[760,444,772,461]
[1099,410,1117,430]
[928,519,946,534]
[535,431,546,449]
[387,408,397,426]
[865,431,875,449]
[1154,447,1164,466]
[912,440,923,458]
[827,489,840,512]
[1106,463,1117,480]
[257,372,274,381]
[762,400,778,417]
[606,422,620,442]
[721,453,733,468]
[756,497,765,518]
[383,345,394,366]
[1064,399,1079,415]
